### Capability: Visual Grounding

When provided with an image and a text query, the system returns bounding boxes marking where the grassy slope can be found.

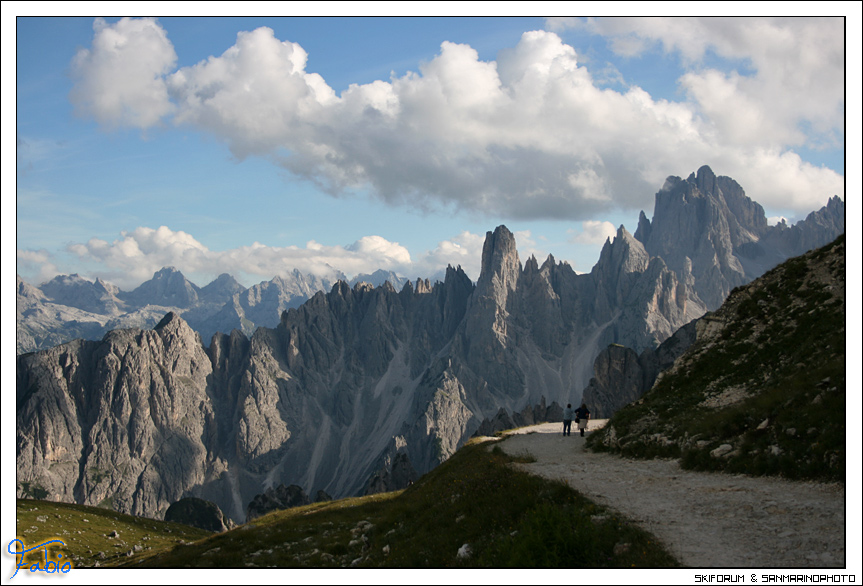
[17,437,678,569]
[13,499,211,569]
[587,236,846,482]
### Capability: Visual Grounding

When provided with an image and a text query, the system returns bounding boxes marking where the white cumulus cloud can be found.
[16,249,59,286]
[569,220,618,245]
[569,17,845,151]
[69,17,177,129]
[414,231,486,281]
[68,18,845,222]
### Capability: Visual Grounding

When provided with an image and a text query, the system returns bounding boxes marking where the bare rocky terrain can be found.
[496,422,846,568]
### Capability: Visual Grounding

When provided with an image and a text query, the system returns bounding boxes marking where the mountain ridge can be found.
[16,166,845,524]
[17,165,843,355]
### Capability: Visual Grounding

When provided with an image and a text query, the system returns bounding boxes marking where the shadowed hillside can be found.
[587,235,846,482]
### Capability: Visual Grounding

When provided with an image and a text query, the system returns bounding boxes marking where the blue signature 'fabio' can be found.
[7,539,73,579]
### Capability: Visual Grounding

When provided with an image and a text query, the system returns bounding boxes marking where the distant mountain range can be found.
[16,165,844,525]
[17,266,410,354]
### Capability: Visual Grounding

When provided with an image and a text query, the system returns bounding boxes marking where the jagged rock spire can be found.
[476,225,521,306]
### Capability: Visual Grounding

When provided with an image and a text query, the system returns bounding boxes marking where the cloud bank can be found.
[56,226,485,290]
[69,17,845,221]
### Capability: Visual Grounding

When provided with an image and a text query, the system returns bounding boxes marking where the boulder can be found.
[246,484,310,521]
[164,497,229,532]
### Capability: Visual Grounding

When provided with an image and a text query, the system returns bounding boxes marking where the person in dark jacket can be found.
[562,404,573,436]
[575,403,590,436]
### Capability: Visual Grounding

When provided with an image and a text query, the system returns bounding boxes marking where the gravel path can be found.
[495,421,846,568]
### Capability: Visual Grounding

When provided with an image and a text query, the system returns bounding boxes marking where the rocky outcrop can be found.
[363,452,418,495]
[588,226,704,351]
[246,484,311,521]
[759,196,845,262]
[581,345,645,419]
[635,167,758,309]
[164,497,230,532]
[582,320,698,418]
[16,312,217,521]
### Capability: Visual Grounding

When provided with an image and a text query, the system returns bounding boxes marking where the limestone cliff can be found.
[582,320,698,418]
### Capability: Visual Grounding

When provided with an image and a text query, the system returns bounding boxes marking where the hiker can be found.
[575,403,590,437]
[562,403,573,436]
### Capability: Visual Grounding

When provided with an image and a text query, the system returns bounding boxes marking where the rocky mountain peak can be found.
[17,274,46,303]
[354,281,375,295]
[476,225,521,302]
[154,310,184,331]
[691,164,718,194]
[594,226,649,278]
[199,273,244,303]
[687,164,766,235]
[414,277,432,294]
[523,254,540,276]
[637,165,843,311]
[444,264,468,284]
[39,273,123,315]
[641,167,768,308]
[819,196,845,231]
[350,269,408,290]
[153,311,204,349]
[656,165,772,248]
[42,272,87,288]
[124,267,200,309]
[94,277,118,294]
[634,210,651,243]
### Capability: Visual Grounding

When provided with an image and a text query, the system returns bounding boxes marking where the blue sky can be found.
[9,9,859,293]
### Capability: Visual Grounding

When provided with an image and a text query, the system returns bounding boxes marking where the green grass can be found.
[19,436,676,569]
[14,499,212,569]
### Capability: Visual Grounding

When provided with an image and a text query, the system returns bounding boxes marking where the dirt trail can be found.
[495,421,845,568]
